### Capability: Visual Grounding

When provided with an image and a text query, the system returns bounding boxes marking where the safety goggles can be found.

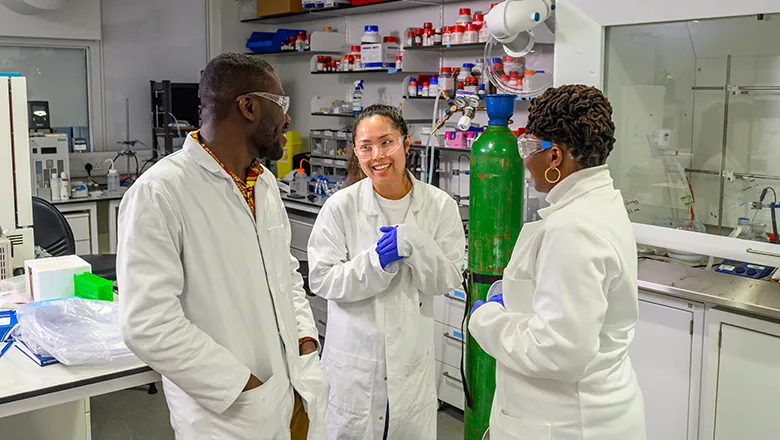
[354,135,405,159]
[236,92,290,114]
[518,134,553,159]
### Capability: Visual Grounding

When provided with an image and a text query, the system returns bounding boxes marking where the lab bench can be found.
[0,346,158,439]
[52,192,125,255]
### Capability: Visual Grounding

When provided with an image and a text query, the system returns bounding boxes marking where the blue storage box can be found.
[246,29,305,53]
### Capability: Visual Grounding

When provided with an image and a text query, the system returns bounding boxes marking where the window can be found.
[0,41,101,152]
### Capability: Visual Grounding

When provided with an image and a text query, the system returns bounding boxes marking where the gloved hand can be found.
[376,226,404,270]
[470,294,504,316]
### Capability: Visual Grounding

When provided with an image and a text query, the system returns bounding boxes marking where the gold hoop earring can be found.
[545,167,561,184]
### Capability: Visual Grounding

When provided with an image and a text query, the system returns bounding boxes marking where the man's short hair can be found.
[200,53,275,122]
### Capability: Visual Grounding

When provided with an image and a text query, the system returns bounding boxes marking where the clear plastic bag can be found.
[15,297,137,366]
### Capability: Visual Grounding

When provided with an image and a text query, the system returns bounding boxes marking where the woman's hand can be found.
[376,226,404,269]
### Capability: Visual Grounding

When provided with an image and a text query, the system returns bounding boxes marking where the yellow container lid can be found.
[285,130,302,146]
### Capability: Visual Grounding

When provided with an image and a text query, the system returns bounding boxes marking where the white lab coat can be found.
[307,175,465,440]
[469,166,646,440]
[118,134,329,440]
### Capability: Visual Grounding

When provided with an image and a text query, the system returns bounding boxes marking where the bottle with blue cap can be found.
[361,25,381,44]
[352,80,364,115]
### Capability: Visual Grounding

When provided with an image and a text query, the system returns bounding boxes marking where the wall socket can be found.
[69,150,155,178]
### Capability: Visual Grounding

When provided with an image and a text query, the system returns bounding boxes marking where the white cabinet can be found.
[0,399,89,440]
[701,314,780,440]
[64,212,92,255]
[433,291,466,410]
[631,291,704,440]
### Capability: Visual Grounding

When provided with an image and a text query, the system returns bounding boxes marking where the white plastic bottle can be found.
[352,80,364,115]
[50,175,61,201]
[60,171,70,201]
[105,159,120,192]
[456,8,472,26]
[361,25,381,44]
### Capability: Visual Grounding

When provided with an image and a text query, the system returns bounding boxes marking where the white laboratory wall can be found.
[100,0,208,151]
[552,1,602,87]
[0,0,101,40]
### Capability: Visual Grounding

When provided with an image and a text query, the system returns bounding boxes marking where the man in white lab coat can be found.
[117,53,328,440]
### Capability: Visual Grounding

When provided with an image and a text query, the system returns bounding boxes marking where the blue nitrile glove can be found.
[488,293,504,306]
[470,300,485,316]
[376,226,404,269]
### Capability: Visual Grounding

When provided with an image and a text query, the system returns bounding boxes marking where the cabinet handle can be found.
[444,332,464,344]
[317,320,327,327]
[445,293,466,303]
[442,371,463,384]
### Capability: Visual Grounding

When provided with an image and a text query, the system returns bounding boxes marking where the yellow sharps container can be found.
[277,130,302,179]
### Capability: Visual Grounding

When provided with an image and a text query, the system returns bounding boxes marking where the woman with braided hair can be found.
[469,85,646,440]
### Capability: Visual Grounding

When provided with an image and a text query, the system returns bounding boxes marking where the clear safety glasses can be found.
[354,136,405,159]
[236,92,290,114]
[518,134,553,159]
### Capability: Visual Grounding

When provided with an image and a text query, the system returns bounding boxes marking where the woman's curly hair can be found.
[526,85,616,168]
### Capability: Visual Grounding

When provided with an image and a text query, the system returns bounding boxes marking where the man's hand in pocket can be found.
[243,374,263,392]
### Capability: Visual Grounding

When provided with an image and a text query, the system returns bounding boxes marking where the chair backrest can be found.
[31,197,76,256]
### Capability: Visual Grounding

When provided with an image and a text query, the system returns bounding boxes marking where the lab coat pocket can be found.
[402,352,437,415]
[322,349,376,439]
[214,374,288,440]
[491,408,552,440]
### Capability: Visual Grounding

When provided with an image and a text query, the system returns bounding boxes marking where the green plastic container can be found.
[74,272,114,301]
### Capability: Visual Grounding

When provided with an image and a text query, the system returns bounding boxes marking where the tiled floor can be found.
[91,385,465,439]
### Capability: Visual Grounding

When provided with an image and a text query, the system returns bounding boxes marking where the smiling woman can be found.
[346,104,410,200]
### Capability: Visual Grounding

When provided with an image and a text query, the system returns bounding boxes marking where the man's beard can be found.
[252,124,286,161]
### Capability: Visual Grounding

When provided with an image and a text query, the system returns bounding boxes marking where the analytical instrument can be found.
[0,75,34,272]
[29,133,70,201]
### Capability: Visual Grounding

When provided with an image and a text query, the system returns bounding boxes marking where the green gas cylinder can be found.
[465,94,525,440]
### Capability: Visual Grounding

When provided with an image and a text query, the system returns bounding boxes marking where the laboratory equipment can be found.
[292,160,309,194]
[105,159,120,192]
[60,171,70,201]
[352,80,364,115]
[29,133,70,200]
[0,235,11,280]
[465,95,524,440]
[0,75,35,272]
[24,255,91,302]
[715,260,775,279]
[482,0,555,96]
[28,100,51,130]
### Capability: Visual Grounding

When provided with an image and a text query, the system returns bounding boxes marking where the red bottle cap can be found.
[384,36,398,43]
[466,76,478,85]
[351,45,361,52]
[457,81,465,89]
[459,8,471,15]
[455,25,465,33]
[396,55,403,60]
[500,74,510,82]
[510,71,520,79]
[415,28,424,35]
[503,55,517,63]
[423,82,429,87]
[408,30,415,36]
[424,22,433,28]
[473,13,484,22]
[466,24,477,31]
[440,67,452,73]
[490,3,499,9]
[425,29,434,36]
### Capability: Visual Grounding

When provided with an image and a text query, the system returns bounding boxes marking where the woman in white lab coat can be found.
[307,104,466,440]
[469,85,647,440]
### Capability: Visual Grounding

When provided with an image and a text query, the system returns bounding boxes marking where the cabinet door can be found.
[0,400,88,440]
[714,324,780,440]
[630,298,695,440]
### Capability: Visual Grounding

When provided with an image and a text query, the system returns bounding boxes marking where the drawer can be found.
[290,218,313,252]
[434,321,465,369]
[75,239,91,255]
[434,289,467,328]
[436,361,465,410]
[64,212,90,242]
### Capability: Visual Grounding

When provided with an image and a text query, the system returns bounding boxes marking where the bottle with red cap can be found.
[433,28,442,46]
[465,76,479,94]
[414,28,423,47]
[442,26,452,46]
[452,25,465,45]
[490,3,499,9]
[438,66,453,92]
[463,24,478,43]
[508,71,521,89]
[424,28,435,47]
[457,8,473,26]
[406,30,415,48]
[295,31,306,51]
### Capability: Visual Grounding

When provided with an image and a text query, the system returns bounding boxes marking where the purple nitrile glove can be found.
[488,293,504,307]
[376,226,404,269]
[470,300,485,316]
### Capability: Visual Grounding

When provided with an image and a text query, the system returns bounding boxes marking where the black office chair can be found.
[31,196,118,281]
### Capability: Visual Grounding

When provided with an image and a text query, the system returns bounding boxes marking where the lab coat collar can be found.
[183,133,235,181]
[361,172,423,217]
[538,165,613,219]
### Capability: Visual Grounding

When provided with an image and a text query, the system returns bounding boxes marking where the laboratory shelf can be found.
[411,145,472,153]
[249,50,338,56]
[311,112,355,117]
[310,69,436,75]
[311,154,348,161]
[403,42,486,51]
[241,0,465,24]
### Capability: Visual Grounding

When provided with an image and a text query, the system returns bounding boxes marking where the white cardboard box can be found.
[24,255,91,302]
[361,42,400,69]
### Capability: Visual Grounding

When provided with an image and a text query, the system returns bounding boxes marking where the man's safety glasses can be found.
[236,92,290,114]
[354,136,406,159]
[518,134,553,159]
